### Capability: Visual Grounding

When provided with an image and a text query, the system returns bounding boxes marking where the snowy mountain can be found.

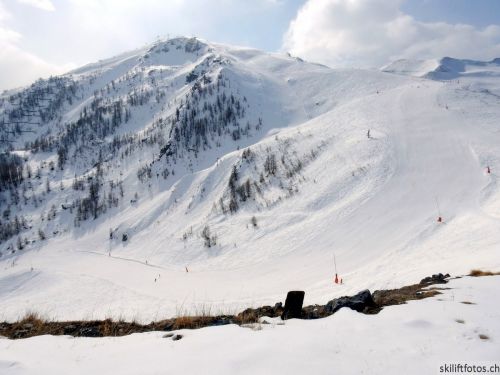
[382,56,500,80]
[0,38,499,322]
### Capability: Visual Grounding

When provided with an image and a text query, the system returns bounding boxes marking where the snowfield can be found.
[1,275,498,375]
[0,37,499,373]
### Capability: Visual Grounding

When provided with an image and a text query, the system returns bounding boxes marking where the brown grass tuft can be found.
[469,269,500,277]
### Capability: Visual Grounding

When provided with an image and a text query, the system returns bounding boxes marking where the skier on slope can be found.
[367,129,371,139]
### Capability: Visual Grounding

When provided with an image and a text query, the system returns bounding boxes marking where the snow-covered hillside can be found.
[0,38,499,322]
[382,56,500,80]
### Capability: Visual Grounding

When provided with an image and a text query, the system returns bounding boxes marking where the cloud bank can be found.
[283,0,500,68]
[0,3,72,91]
[17,0,55,12]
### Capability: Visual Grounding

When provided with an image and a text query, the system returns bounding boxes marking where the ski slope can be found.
[0,40,499,322]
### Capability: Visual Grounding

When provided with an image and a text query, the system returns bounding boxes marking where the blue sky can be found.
[402,0,500,28]
[1,0,500,90]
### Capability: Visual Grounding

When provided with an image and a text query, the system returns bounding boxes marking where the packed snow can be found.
[0,275,498,375]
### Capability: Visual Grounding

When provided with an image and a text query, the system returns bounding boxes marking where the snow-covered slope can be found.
[383,57,500,80]
[1,276,499,375]
[381,58,440,77]
[0,39,499,321]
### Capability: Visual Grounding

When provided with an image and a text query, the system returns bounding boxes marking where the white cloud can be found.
[0,42,74,90]
[283,0,500,68]
[16,0,55,12]
[0,2,73,91]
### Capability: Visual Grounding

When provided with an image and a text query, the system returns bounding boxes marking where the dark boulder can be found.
[237,303,284,323]
[419,273,450,285]
[13,329,30,339]
[63,325,77,335]
[302,304,329,319]
[211,317,233,326]
[326,289,377,314]
[160,321,174,331]
[79,326,101,337]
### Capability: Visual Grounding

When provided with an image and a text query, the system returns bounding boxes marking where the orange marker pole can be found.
[333,254,339,284]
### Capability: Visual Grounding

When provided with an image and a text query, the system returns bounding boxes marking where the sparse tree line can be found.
[0,153,24,191]
[0,76,79,151]
[0,214,28,243]
[73,165,124,226]
[217,137,326,214]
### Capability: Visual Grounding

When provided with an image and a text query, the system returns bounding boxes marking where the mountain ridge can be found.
[382,56,500,79]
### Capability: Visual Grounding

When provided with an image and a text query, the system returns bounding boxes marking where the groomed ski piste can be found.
[0,39,499,373]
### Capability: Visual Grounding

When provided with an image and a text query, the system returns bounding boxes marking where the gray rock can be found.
[302,305,327,319]
[326,289,376,314]
[13,329,30,338]
[420,273,450,285]
[79,327,101,337]
[63,325,77,335]
[161,322,174,331]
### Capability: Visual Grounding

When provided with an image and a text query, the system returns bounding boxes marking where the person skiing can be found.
[367,129,371,139]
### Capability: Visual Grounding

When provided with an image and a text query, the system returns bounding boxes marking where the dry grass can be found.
[8,312,51,338]
[469,269,500,277]
[371,285,443,307]
[172,316,213,330]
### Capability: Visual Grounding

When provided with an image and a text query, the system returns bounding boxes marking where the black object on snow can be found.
[281,291,305,320]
